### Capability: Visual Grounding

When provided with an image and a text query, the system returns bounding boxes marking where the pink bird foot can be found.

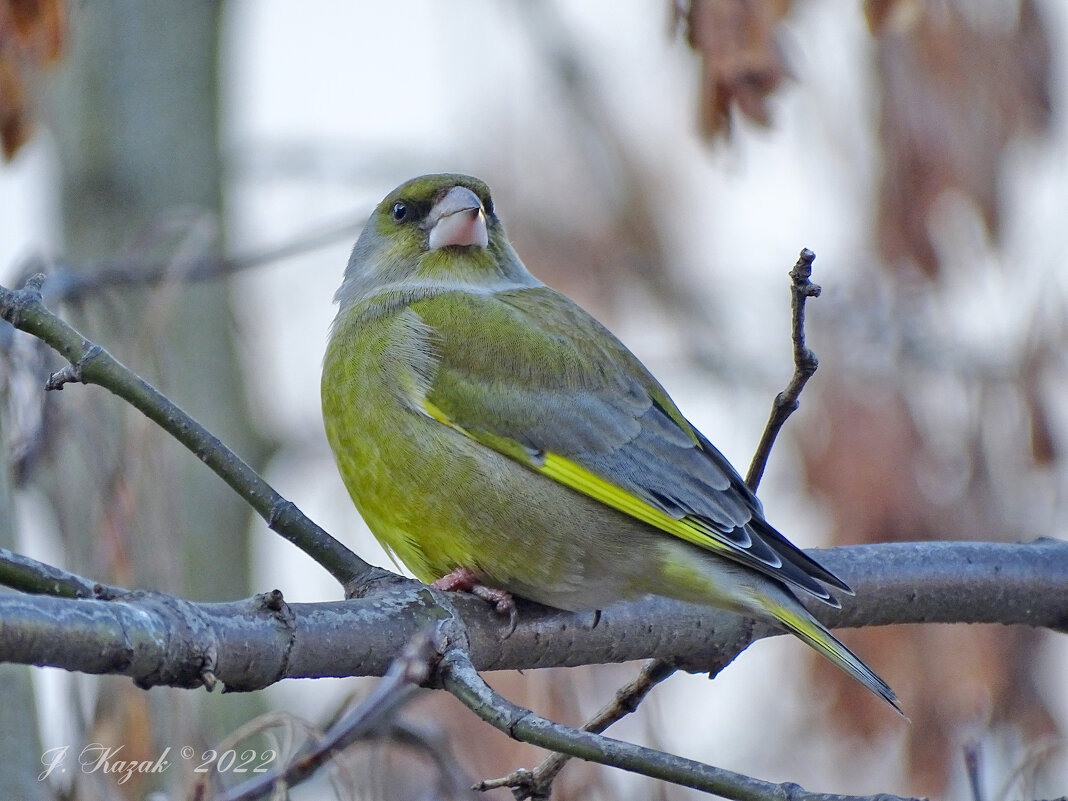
[431,567,517,635]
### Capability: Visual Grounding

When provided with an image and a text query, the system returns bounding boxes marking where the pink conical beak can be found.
[427,186,489,249]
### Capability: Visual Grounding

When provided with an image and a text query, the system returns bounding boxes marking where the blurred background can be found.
[1,1,1067,799]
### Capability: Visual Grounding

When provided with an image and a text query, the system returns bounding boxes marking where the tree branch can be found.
[746,248,821,489]
[17,213,364,304]
[441,647,921,801]
[210,629,438,801]
[0,540,1062,688]
[475,657,680,798]
[0,275,376,590]
[0,547,103,598]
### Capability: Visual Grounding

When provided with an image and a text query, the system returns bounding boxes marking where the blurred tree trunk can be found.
[39,0,269,791]
[0,418,49,799]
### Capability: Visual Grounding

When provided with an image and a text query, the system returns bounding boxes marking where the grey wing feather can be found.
[454,288,852,604]
[573,396,850,604]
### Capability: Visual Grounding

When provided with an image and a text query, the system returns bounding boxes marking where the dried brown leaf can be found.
[677,0,792,140]
[1023,355,1057,465]
[0,0,66,160]
[0,54,30,158]
[9,0,65,61]
[874,0,1051,278]
[863,0,918,34]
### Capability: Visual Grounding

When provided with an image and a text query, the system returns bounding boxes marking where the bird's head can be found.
[335,174,539,315]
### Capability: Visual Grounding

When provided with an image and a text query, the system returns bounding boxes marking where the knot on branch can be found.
[110,590,220,691]
[45,344,102,390]
[0,273,46,328]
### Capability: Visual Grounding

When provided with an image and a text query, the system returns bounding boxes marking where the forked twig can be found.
[474,658,677,798]
[746,248,821,488]
[209,629,439,801]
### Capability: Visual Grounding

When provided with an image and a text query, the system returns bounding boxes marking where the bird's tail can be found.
[757,593,904,716]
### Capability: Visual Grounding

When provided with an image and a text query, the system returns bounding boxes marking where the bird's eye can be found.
[391,202,408,222]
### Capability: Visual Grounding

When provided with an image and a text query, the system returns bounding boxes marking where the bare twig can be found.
[380,719,479,798]
[0,275,375,589]
[963,741,984,801]
[746,248,821,489]
[993,736,1065,801]
[442,647,919,801]
[0,547,110,598]
[210,629,439,801]
[476,658,678,798]
[20,214,364,303]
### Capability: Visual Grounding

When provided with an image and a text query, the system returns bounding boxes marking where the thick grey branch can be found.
[809,539,1068,633]
[0,541,1062,687]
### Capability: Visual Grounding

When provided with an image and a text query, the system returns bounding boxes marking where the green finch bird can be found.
[322,173,900,712]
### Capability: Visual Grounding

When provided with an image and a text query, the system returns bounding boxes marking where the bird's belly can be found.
[348,410,664,609]
[323,313,666,611]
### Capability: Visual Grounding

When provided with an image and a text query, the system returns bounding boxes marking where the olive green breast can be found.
[320,302,668,611]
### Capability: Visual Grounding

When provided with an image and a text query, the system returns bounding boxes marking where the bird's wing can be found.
[411,287,849,604]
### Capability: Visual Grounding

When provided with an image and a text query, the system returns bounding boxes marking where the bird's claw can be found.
[469,585,518,636]
[431,567,518,636]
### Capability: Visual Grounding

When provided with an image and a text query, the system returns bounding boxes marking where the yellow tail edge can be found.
[766,599,906,718]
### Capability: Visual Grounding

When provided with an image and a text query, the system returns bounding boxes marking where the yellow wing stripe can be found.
[422,399,452,427]
[422,398,732,557]
[539,452,734,557]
